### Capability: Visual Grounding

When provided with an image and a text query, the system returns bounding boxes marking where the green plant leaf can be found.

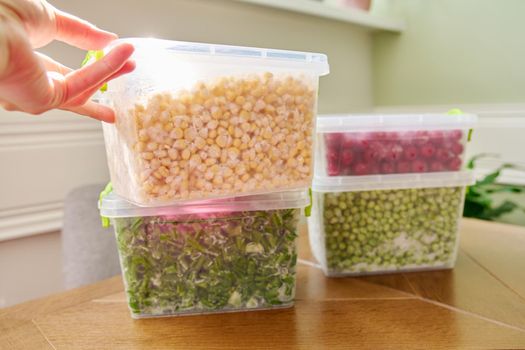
[464,154,525,221]
[466,153,499,170]
[476,164,518,186]
[463,200,488,218]
[484,200,519,219]
[485,185,524,194]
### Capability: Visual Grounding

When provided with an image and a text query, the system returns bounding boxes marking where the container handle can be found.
[81,50,108,92]
[98,182,113,228]
[304,188,313,217]
[447,108,474,142]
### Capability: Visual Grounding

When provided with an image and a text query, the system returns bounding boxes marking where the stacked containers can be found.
[97,38,329,317]
[308,114,478,276]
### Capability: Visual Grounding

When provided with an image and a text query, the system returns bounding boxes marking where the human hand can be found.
[0,0,135,122]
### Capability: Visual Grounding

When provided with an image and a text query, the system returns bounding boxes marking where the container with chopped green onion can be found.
[307,172,475,276]
[99,190,308,318]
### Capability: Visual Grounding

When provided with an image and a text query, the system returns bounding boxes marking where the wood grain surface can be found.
[1,218,525,349]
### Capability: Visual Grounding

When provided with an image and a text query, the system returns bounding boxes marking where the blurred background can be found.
[0,0,524,307]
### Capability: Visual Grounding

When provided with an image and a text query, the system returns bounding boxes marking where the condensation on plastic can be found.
[313,170,476,193]
[99,190,310,218]
[316,113,478,133]
[315,113,478,178]
[307,184,468,277]
[98,38,329,206]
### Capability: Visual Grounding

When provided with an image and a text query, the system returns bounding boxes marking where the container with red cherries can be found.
[315,113,478,179]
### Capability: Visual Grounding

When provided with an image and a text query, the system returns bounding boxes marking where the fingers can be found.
[107,59,137,81]
[0,100,19,112]
[63,100,115,123]
[35,52,72,75]
[53,9,117,50]
[64,60,136,123]
[63,42,134,101]
[67,60,136,107]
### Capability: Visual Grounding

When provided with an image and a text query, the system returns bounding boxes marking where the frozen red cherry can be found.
[374,142,389,159]
[412,159,428,173]
[387,144,404,161]
[385,132,400,141]
[363,149,376,162]
[369,132,387,140]
[342,133,355,148]
[436,148,451,161]
[430,161,444,172]
[325,133,342,148]
[352,163,368,176]
[420,143,436,158]
[327,162,341,176]
[381,161,396,174]
[404,146,418,161]
[429,130,445,143]
[365,142,387,161]
[327,149,339,162]
[398,132,415,146]
[445,129,463,141]
[355,135,372,148]
[448,157,462,171]
[341,150,354,166]
[368,164,380,175]
[397,161,411,173]
[414,131,431,145]
[450,142,464,155]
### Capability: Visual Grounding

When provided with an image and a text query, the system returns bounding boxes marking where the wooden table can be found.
[2,218,525,349]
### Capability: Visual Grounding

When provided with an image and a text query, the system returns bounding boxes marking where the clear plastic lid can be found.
[316,113,478,133]
[99,190,310,218]
[312,171,475,193]
[104,38,330,76]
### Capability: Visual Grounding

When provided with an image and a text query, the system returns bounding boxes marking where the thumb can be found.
[54,8,118,50]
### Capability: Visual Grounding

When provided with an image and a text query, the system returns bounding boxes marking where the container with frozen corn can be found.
[307,172,475,276]
[315,113,477,177]
[97,38,329,206]
[99,189,308,318]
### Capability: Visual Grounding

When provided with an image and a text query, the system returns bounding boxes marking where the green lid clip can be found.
[99,182,113,228]
[447,108,474,142]
[81,50,108,92]
[304,188,313,217]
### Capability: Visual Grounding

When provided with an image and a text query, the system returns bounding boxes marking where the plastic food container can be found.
[98,38,329,206]
[316,113,478,178]
[99,190,309,318]
[307,172,475,276]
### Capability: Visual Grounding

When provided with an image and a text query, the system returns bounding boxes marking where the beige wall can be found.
[0,0,374,307]
[372,0,525,106]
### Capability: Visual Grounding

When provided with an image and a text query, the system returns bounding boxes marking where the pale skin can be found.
[0,0,135,123]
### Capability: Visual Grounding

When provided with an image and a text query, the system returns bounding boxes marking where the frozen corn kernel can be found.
[128,73,317,203]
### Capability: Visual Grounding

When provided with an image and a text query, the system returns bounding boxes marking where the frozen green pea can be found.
[322,186,464,275]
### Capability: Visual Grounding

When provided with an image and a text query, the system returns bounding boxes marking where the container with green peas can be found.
[307,172,475,276]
